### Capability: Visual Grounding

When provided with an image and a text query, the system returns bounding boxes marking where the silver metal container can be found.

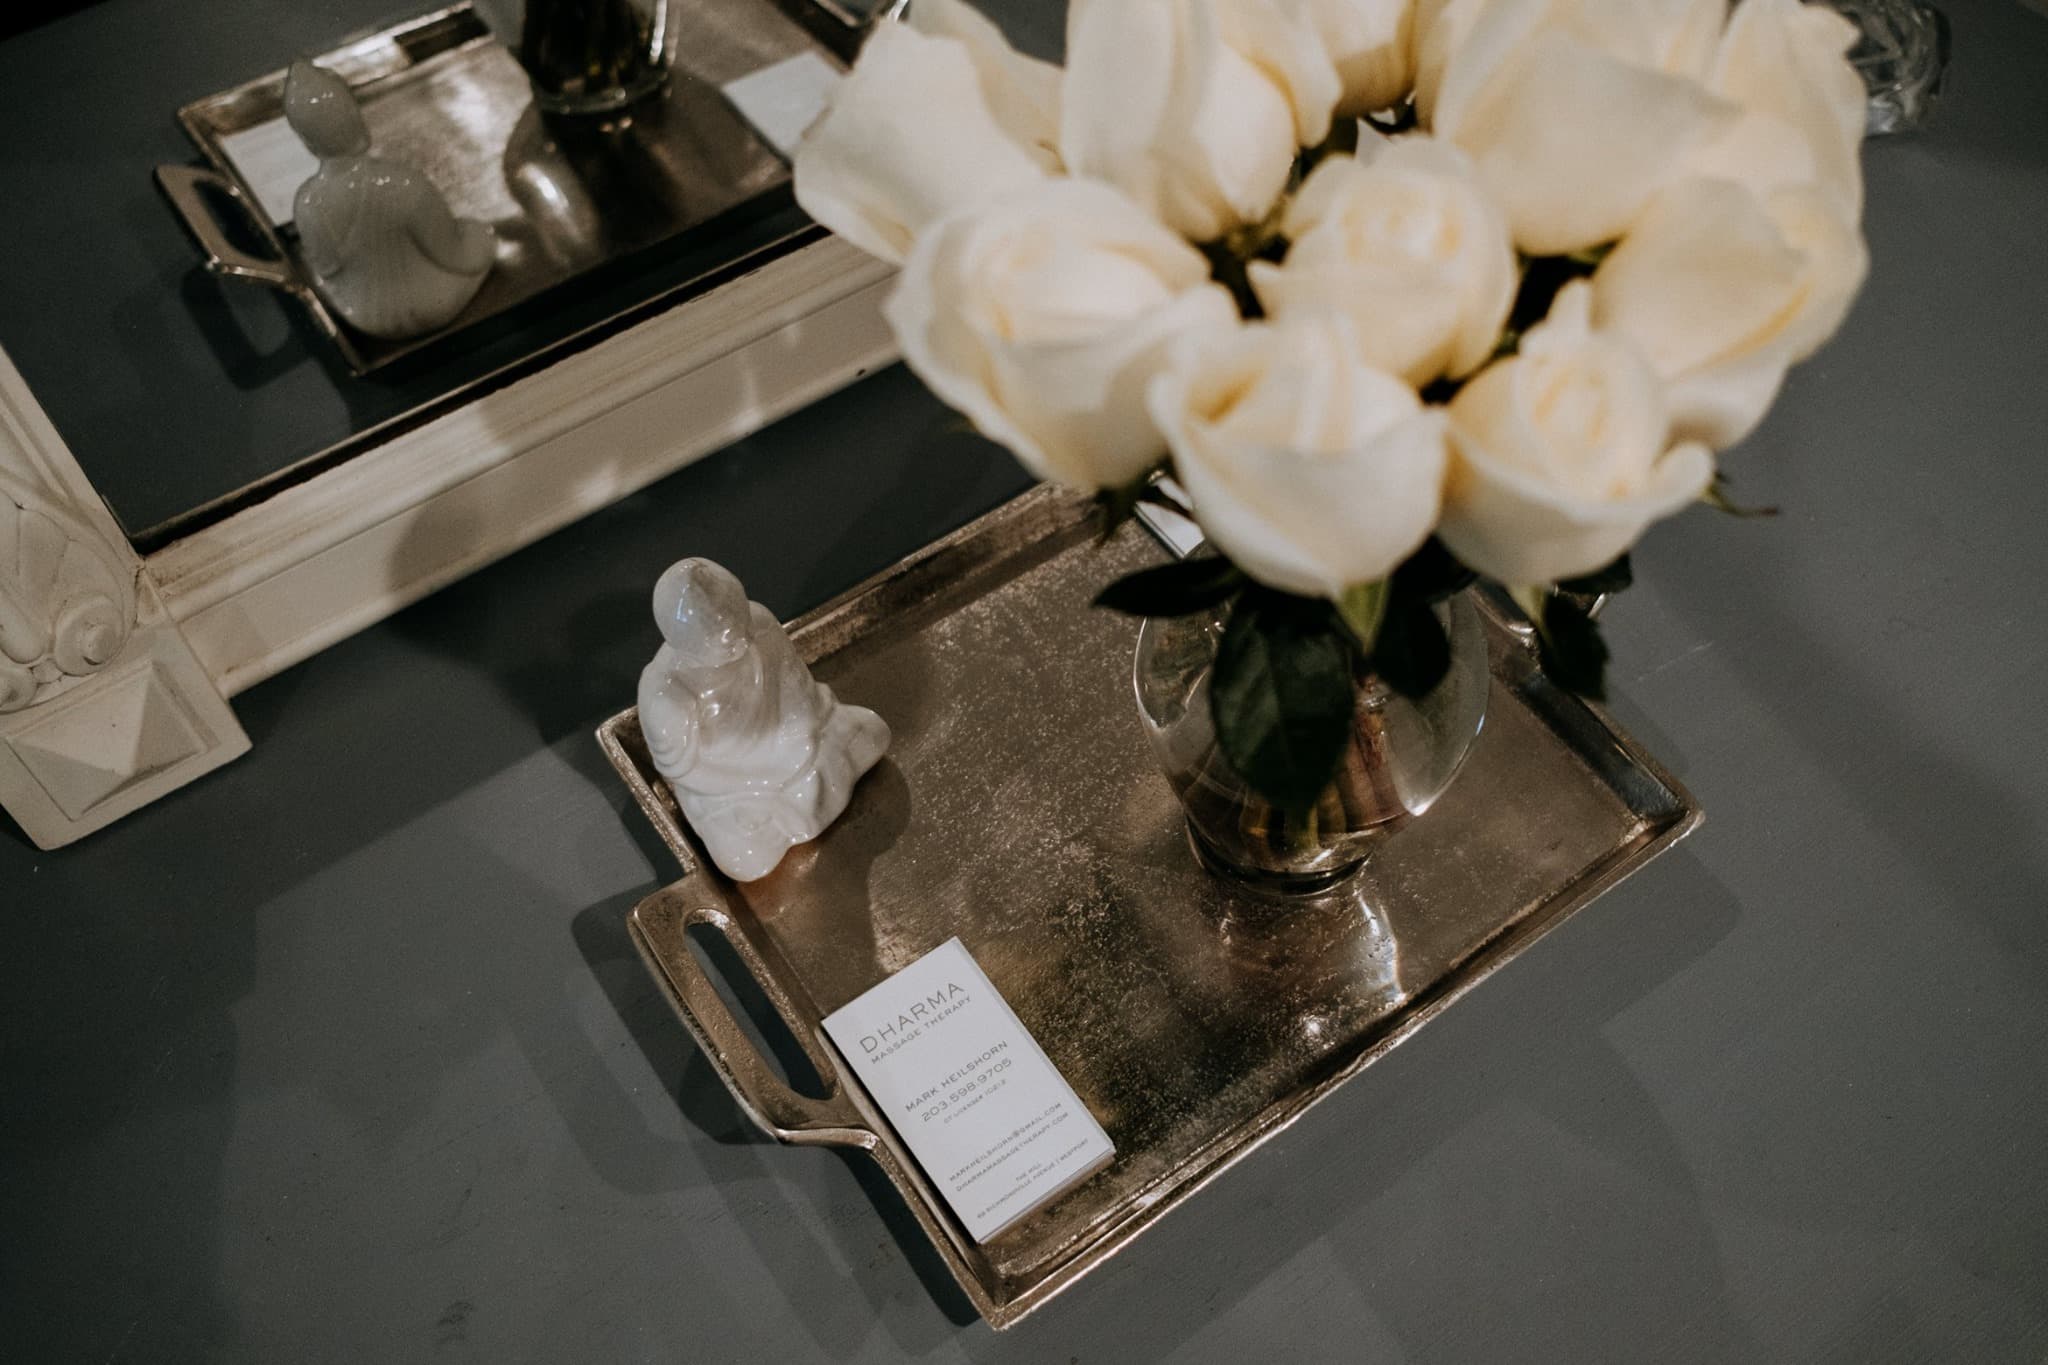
[599,487,1703,1328]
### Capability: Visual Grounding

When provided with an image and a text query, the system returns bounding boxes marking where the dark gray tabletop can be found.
[6,1,2048,1360]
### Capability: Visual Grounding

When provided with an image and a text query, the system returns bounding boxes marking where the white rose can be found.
[1293,0,1416,116]
[1418,0,1739,253]
[1409,0,1481,117]
[1249,133,1515,386]
[1149,314,1448,598]
[1593,177,1868,448]
[792,8,1057,265]
[885,179,1240,491]
[1415,0,1725,117]
[1686,0,1867,218]
[907,0,1063,166]
[1062,0,1339,241]
[1441,283,1713,584]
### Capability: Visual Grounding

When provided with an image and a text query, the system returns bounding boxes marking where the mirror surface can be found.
[0,0,819,547]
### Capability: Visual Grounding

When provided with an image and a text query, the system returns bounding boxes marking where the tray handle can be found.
[629,878,874,1149]
[153,164,298,291]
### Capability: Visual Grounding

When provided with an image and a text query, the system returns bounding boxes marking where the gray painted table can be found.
[5,1,2047,1358]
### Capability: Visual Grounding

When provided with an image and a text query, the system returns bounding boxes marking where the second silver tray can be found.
[156,1,853,374]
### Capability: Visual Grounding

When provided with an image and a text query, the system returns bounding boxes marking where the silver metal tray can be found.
[155,1,852,374]
[597,487,1702,1328]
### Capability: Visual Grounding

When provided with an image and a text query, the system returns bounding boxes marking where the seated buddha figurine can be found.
[638,559,891,882]
[283,60,496,340]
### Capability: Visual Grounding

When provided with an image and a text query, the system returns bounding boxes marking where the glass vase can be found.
[1823,0,1950,135]
[479,0,672,117]
[1133,592,1489,897]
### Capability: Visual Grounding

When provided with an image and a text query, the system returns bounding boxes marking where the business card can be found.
[823,938,1115,1243]
[722,52,842,161]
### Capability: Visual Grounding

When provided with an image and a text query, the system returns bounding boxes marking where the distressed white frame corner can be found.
[1,351,249,848]
[3,234,895,849]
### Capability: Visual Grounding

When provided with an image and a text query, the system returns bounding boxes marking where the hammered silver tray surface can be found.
[597,486,1702,1328]
[155,1,849,374]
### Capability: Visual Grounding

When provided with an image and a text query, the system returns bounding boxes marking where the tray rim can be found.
[598,485,1704,1328]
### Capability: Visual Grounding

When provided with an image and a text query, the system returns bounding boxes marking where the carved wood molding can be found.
[0,348,248,850]
[0,468,139,713]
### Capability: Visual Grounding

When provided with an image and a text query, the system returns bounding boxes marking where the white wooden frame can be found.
[2,235,894,847]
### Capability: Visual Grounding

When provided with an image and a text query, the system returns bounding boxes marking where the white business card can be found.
[823,938,1115,1243]
[220,117,318,226]
[722,52,842,161]
[1134,476,1204,558]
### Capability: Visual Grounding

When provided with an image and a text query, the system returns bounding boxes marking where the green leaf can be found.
[1093,556,1245,617]
[1333,580,1389,651]
[1094,471,1165,542]
[1392,538,1477,604]
[1701,478,1778,518]
[1506,582,1547,625]
[1365,100,1418,135]
[1293,116,1359,181]
[1508,252,1602,336]
[1535,594,1611,699]
[1371,591,1453,699]
[1210,591,1357,811]
[1557,553,1632,597]
[1199,239,1265,320]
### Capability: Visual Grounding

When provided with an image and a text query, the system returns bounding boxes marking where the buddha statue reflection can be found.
[638,559,890,881]
[283,60,496,340]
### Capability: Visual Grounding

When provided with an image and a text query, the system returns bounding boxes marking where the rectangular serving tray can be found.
[597,486,1702,1328]
[156,0,853,374]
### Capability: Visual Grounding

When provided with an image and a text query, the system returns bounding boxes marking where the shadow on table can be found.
[380,364,1028,759]
[571,883,982,1352]
[568,749,977,1351]
[939,847,1755,1364]
[568,813,1748,1362]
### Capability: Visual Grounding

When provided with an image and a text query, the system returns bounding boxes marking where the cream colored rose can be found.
[1149,315,1448,598]
[1062,0,1339,241]
[1418,0,1738,253]
[1686,0,1867,218]
[792,7,1057,265]
[885,179,1240,491]
[1442,283,1713,584]
[1294,0,1416,116]
[1410,0,1480,117]
[1415,0,1725,118]
[1593,177,1868,448]
[1249,134,1515,387]
[908,0,1062,166]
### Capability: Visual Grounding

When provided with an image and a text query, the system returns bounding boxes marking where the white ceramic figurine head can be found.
[284,58,496,340]
[283,60,371,159]
[652,559,754,669]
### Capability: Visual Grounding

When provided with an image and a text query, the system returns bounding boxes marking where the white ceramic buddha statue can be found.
[283,60,496,340]
[638,559,891,882]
